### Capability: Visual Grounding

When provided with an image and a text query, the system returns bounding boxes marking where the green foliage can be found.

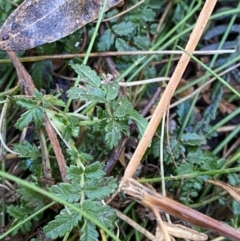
[7,185,47,235]
[43,207,82,239]
[80,221,99,241]
[13,140,41,159]
[31,60,53,89]
[68,64,147,148]
[14,89,65,130]
[43,162,117,239]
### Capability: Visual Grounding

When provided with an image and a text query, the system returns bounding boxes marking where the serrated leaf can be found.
[186,148,204,165]
[82,87,106,102]
[129,110,147,137]
[98,29,114,51]
[115,38,136,51]
[80,220,99,241]
[134,36,151,50]
[103,82,119,101]
[176,99,194,126]
[113,97,133,118]
[13,140,41,159]
[7,205,32,235]
[82,201,116,229]
[15,105,44,130]
[176,163,195,175]
[49,183,81,203]
[7,205,28,220]
[18,186,46,212]
[68,86,106,102]
[42,94,66,108]
[112,21,134,36]
[33,89,43,100]
[105,120,122,148]
[67,149,93,165]
[66,165,84,183]
[85,161,105,180]
[15,97,38,109]
[85,177,117,200]
[71,64,101,87]
[15,109,34,130]
[43,207,82,239]
[141,8,156,22]
[181,133,206,146]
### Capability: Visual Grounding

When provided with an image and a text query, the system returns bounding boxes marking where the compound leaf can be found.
[43,207,82,239]
[80,220,99,241]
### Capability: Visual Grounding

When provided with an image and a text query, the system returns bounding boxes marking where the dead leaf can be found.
[206,179,240,203]
[165,223,208,241]
[0,0,122,51]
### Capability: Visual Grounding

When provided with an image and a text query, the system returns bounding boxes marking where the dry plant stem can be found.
[7,51,67,181]
[152,208,171,241]
[152,0,172,43]
[0,50,235,64]
[122,0,218,183]
[115,209,155,240]
[122,179,240,241]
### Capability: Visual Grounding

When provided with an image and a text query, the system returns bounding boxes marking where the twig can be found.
[0,50,235,64]
[122,178,240,241]
[121,0,218,183]
[7,51,67,181]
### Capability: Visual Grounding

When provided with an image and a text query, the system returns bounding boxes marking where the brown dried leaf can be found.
[0,0,122,51]
[176,78,194,98]
[207,179,240,203]
[165,223,208,241]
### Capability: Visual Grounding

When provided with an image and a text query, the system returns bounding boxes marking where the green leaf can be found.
[31,60,52,89]
[112,22,135,36]
[13,140,41,159]
[80,220,99,241]
[7,205,32,235]
[62,29,82,53]
[84,162,105,180]
[18,186,47,212]
[176,162,195,175]
[33,89,43,100]
[115,38,136,51]
[42,94,66,108]
[186,148,204,165]
[141,8,156,22]
[98,29,114,51]
[66,165,84,183]
[105,120,123,148]
[85,177,117,200]
[103,82,119,101]
[194,85,223,134]
[67,150,94,165]
[176,99,194,126]
[129,110,148,137]
[68,86,106,102]
[181,133,206,146]
[82,201,116,230]
[49,183,81,203]
[134,36,151,50]
[15,106,44,130]
[15,97,38,109]
[232,200,240,216]
[43,207,82,239]
[113,97,133,118]
[71,64,101,87]
[200,152,224,171]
